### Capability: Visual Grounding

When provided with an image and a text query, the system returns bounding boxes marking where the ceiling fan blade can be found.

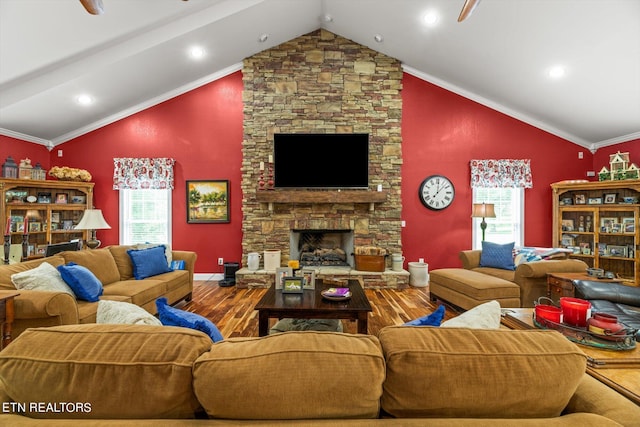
[79,0,105,15]
[458,0,481,22]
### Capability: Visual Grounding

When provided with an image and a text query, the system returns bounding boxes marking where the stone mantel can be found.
[255,190,388,203]
[255,190,387,211]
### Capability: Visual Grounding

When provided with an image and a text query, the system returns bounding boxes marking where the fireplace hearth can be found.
[290,229,354,267]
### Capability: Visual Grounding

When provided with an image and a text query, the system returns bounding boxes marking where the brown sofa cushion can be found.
[107,245,136,280]
[60,249,120,286]
[0,324,212,419]
[193,331,385,419]
[379,327,587,419]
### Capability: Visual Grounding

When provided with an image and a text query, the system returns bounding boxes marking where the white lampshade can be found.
[74,209,110,249]
[75,209,111,230]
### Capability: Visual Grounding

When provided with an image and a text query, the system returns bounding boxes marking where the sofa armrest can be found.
[14,290,78,322]
[172,251,197,285]
[459,250,482,269]
[564,374,640,427]
[515,259,588,279]
[11,290,79,338]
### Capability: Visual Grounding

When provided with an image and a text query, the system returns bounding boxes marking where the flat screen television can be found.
[273,133,369,189]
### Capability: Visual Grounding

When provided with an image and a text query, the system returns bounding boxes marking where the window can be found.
[119,189,172,245]
[472,187,524,249]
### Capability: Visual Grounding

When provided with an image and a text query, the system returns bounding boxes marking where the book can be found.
[324,287,350,297]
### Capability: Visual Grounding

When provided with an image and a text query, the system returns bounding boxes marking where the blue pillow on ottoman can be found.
[127,246,172,280]
[480,241,516,270]
[404,305,445,326]
[155,297,223,342]
[57,262,103,302]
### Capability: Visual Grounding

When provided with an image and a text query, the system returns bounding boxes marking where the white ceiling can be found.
[1,0,639,151]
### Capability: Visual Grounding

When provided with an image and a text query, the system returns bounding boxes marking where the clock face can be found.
[419,175,455,210]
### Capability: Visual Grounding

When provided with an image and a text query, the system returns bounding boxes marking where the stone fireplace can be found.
[290,229,354,267]
[238,29,407,288]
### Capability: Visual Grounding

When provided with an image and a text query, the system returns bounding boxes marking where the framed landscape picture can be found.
[282,276,304,293]
[186,180,230,224]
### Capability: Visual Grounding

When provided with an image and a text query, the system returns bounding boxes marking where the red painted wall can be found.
[400,74,594,269]
[46,72,244,273]
[3,71,635,272]
[0,135,50,172]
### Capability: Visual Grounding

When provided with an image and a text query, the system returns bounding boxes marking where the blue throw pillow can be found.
[155,297,223,342]
[404,305,445,326]
[127,246,172,280]
[170,260,185,270]
[480,241,516,270]
[57,262,103,302]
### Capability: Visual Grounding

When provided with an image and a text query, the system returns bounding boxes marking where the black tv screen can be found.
[274,133,369,188]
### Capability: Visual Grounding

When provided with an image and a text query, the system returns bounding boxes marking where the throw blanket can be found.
[97,300,162,326]
[514,247,572,265]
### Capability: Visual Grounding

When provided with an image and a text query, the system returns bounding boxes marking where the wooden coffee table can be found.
[501,308,640,405]
[255,279,372,337]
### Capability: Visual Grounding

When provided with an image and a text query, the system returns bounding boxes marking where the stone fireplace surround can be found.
[237,29,408,289]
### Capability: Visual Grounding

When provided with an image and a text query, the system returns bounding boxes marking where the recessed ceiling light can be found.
[258,33,269,43]
[423,11,439,26]
[189,46,206,59]
[548,65,566,79]
[76,94,93,106]
[373,34,384,43]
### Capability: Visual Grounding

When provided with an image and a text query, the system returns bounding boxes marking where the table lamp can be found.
[471,203,496,241]
[75,209,111,249]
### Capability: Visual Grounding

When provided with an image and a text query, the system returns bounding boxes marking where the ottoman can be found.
[430,268,521,310]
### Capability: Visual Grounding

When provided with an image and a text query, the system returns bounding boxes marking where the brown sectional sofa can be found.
[459,249,589,307]
[0,324,638,425]
[0,245,196,338]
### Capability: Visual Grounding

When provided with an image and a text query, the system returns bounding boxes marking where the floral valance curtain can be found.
[470,159,532,188]
[113,158,175,190]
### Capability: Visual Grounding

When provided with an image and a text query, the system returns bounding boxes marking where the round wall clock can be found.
[419,175,455,210]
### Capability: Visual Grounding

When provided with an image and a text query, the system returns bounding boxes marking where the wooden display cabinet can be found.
[1,178,94,260]
[551,179,639,286]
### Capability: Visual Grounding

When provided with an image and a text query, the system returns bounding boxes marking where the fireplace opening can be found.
[290,229,354,267]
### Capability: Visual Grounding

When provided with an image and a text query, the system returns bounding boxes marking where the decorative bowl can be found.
[586,268,604,278]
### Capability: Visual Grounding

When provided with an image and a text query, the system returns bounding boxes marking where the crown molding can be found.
[0,128,52,149]
[401,65,595,149]
[591,131,640,151]
[49,63,243,146]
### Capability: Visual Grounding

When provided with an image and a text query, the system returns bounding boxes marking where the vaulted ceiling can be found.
[1,0,638,150]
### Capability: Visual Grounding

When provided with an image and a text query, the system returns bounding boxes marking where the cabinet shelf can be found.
[552,179,639,286]
[2,178,94,261]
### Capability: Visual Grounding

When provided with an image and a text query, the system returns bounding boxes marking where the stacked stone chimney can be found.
[241,29,403,278]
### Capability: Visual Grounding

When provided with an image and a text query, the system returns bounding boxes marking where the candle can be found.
[288,260,299,269]
[268,155,273,163]
[5,217,10,235]
[260,161,264,171]
[23,216,28,234]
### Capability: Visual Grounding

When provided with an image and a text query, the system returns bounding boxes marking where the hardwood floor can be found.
[178,281,458,338]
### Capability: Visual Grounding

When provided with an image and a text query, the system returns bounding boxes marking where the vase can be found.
[587,313,625,335]
[263,249,281,272]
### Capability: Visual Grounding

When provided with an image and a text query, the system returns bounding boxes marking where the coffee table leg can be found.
[258,311,269,337]
[357,313,368,334]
